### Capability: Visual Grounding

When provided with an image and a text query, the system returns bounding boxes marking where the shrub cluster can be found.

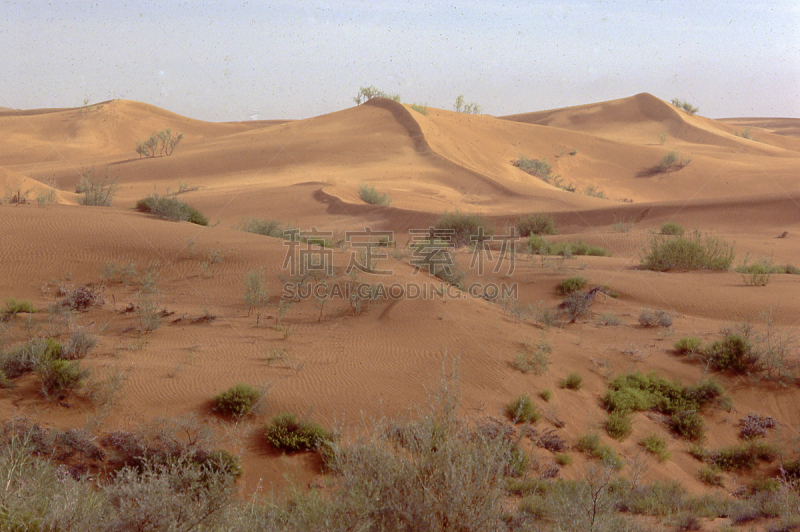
[516,213,557,236]
[77,166,118,206]
[264,413,333,452]
[212,383,261,418]
[135,194,208,226]
[562,371,583,390]
[135,128,184,158]
[638,308,673,327]
[454,94,481,114]
[640,232,734,271]
[353,86,400,105]
[639,434,671,462]
[527,236,611,257]
[575,433,623,469]
[0,336,90,395]
[506,395,540,424]
[514,156,575,192]
[513,338,552,375]
[559,276,587,296]
[358,183,391,206]
[237,218,296,240]
[660,222,685,236]
[603,372,725,440]
[2,297,36,318]
[655,151,692,172]
[435,211,493,247]
[671,98,699,115]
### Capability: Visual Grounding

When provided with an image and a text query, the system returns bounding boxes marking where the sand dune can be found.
[2,93,800,497]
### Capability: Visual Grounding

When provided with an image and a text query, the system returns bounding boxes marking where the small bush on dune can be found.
[563,291,593,323]
[655,151,692,172]
[212,383,262,418]
[674,336,702,355]
[559,276,588,296]
[435,211,493,246]
[507,395,540,424]
[516,213,557,236]
[640,232,734,271]
[410,103,428,115]
[527,236,611,257]
[660,222,685,236]
[135,194,208,226]
[264,413,333,452]
[671,98,699,115]
[700,334,760,373]
[358,183,391,206]
[2,297,36,317]
[514,156,553,179]
[36,358,89,396]
[77,166,118,206]
[513,338,552,375]
[237,218,296,240]
[638,308,673,327]
[353,86,400,105]
[606,411,632,440]
[562,372,583,390]
[62,330,97,360]
[135,128,184,158]
[454,94,481,114]
[639,434,671,462]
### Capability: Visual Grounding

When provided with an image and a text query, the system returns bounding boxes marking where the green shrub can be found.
[77,166,118,206]
[514,156,552,179]
[674,336,702,355]
[410,103,428,115]
[660,222,685,236]
[36,358,88,395]
[555,453,572,466]
[735,258,800,286]
[559,276,587,295]
[516,213,557,236]
[584,185,607,199]
[562,372,583,390]
[506,395,540,424]
[598,313,622,326]
[576,433,622,468]
[454,95,481,114]
[434,211,492,247]
[700,334,759,373]
[563,291,592,323]
[135,128,184,157]
[705,442,776,471]
[639,434,671,462]
[62,330,97,360]
[606,411,632,440]
[540,389,553,402]
[212,383,261,418]
[669,412,705,441]
[576,433,600,453]
[353,86,400,105]
[671,98,699,115]
[638,308,673,327]
[655,151,692,172]
[264,413,332,452]
[513,339,551,375]
[640,232,734,271]
[135,194,208,226]
[237,218,295,239]
[2,297,36,317]
[358,183,391,206]
[697,466,724,486]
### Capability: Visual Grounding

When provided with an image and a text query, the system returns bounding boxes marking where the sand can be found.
[1,92,799,495]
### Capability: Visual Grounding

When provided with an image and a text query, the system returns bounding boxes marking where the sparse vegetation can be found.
[540,389,553,402]
[699,333,759,373]
[506,394,540,423]
[639,434,671,462]
[606,411,632,440]
[435,211,493,246]
[243,269,269,320]
[2,297,36,318]
[638,308,673,328]
[660,221,685,236]
[671,98,699,115]
[212,383,262,418]
[514,155,576,192]
[454,94,481,114]
[513,338,552,375]
[516,213,557,236]
[584,185,607,199]
[409,103,428,115]
[264,413,333,452]
[598,313,622,326]
[674,336,702,355]
[358,183,391,206]
[575,432,623,469]
[76,166,118,206]
[353,86,400,105]
[640,231,734,271]
[135,194,208,225]
[559,276,588,295]
[562,371,583,390]
[655,150,692,172]
[736,257,800,287]
[237,217,296,240]
[135,128,184,158]
[527,236,611,257]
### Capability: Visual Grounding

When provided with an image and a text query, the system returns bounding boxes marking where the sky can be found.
[1,0,798,121]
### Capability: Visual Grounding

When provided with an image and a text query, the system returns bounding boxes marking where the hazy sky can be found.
[2,1,798,121]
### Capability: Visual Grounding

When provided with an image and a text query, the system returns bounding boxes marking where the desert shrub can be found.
[516,213,557,236]
[700,334,760,373]
[576,432,601,453]
[454,94,481,114]
[655,151,692,172]
[555,453,573,466]
[135,128,184,157]
[77,166,118,206]
[135,194,208,226]
[353,86,400,105]
[540,389,553,402]
[100,262,139,285]
[674,336,702,355]
[638,308,673,327]
[62,330,97,360]
[358,183,391,206]
[606,411,633,440]
[739,413,776,440]
[736,258,800,286]
[36,358,89,395]
[243,269,269,318]
[528,236,611,257]
[670,412,705,441]
[584,185,607,199]
[640,232,734,271]
[559,276,587,295]
[697,466,724,486]
[704,442,777,471]
[598,313,622,326]
[513,338,551,375]
[435,211,493,246]
[507,395,540,424]
[58,284,103,311]
[35,188,55,207]
[671,98,699,115]
[575,433,623,469]
[212,383,261,418]
[264,413,332,452]
[563,291,593,322]
[2,297,36,317]
[562,372,583,390]
[660,222,685,236]
[639,434,670,462]
[515,157,550,178]
[237,218,295,239]
[409,103,428,115]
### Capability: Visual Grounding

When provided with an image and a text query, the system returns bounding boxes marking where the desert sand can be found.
[1,93,799,498]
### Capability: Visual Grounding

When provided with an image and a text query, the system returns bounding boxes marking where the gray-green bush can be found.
[640,232,734,271]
